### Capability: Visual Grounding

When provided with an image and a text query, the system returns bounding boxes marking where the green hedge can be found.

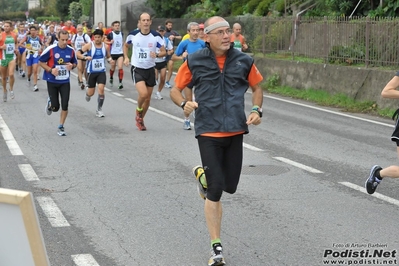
[36,16,61,23]
[0,11,26,21]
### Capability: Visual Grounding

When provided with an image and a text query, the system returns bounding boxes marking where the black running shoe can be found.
[365,165,382,194]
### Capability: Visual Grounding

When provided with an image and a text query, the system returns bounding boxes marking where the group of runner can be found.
[0,17,249,137]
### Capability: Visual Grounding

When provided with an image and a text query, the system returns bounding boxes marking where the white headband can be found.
[204,21,230,34]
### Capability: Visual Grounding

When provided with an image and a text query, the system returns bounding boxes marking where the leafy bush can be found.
[36,16,61,23]
[254,0,274,16]
[69,2,82,24]
[247,0,259,14]
[0,11,25,21]
[328,45,365,64]
[252,19,291,52]
[266,73,280,88]
[29,7,47,19]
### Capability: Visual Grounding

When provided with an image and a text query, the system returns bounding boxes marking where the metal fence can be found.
[118,9,399,68]
[226,16,399,68]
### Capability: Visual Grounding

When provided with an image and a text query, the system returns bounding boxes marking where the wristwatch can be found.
[251,107,263,117]
[180,101,187,110]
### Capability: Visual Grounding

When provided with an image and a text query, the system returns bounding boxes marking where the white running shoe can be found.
[33,84,38,92]
[45,97,52,115]
[165,81,172,88]
[10,91,14,99]
[155,91,163,100]
[96,109,105,117]
[183,119,191,130]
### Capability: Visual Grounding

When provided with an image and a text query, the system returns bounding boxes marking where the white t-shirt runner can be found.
[72,33,91,50]
[125,29,164,69]
[107,31,124,55]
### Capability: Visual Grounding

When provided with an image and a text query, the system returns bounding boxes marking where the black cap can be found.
[157,25,165,31]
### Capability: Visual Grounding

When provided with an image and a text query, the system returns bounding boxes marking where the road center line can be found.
[273,157,323,173]
[339,181,399,207]
[0,114,23,155]
[71,254,100,266]
[36,196,70,227]
[18,164,39,181]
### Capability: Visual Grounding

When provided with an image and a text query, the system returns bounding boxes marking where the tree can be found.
[79,0,93,16]
[146,0,201,18]
[56,0,78,20]
[69,2,82,23]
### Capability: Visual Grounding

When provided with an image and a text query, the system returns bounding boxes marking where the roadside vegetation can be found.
[263,73,396,119]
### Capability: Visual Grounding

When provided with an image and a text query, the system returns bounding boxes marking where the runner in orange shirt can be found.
[170,16,263,266]
[62,20,76,45]
[230,23,248,52]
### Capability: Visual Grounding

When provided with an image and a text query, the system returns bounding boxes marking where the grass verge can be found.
[262,74,396,119]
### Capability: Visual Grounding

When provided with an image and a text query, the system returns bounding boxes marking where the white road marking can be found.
[36,196,70,227]
[273,157,323,173]
[71,254,100,266]
[0,114,23,155]
[124,98,136,104]
[243,143,264,151]
[339,181,399,207]
[18,164,39,181]
[112,92,124,97]
[265,95,394,128]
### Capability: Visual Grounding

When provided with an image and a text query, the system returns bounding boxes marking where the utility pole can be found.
[105,0,107,27]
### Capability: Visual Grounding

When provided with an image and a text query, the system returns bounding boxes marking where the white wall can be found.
[28,0,40,10]
[94,0,121,27]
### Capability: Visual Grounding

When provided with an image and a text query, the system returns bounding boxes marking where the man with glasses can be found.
[39,30,77,136]
[170,16,263,266]
[172,22,205,130]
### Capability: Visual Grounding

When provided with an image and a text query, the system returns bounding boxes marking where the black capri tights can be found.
[197,134,244,202]
[47,82,71,112]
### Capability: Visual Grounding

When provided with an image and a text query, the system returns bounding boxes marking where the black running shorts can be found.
[87,72,106,88]
[131,66,156,87]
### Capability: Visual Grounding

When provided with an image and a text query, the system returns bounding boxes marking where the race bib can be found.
[137,48,150,62]
[76,42,83,50]
[55,65,69,80]
[233,40,242,51]
[31,41,40,50]
[92,58,105,71]
[115,41,121,48]
[6,43,15,54]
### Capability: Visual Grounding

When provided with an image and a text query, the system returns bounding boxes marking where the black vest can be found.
[187,44,254,137]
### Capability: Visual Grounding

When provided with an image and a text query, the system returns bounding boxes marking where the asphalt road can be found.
[1,66,399,266]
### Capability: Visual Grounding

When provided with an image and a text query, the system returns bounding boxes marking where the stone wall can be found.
[254,58,399,110]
